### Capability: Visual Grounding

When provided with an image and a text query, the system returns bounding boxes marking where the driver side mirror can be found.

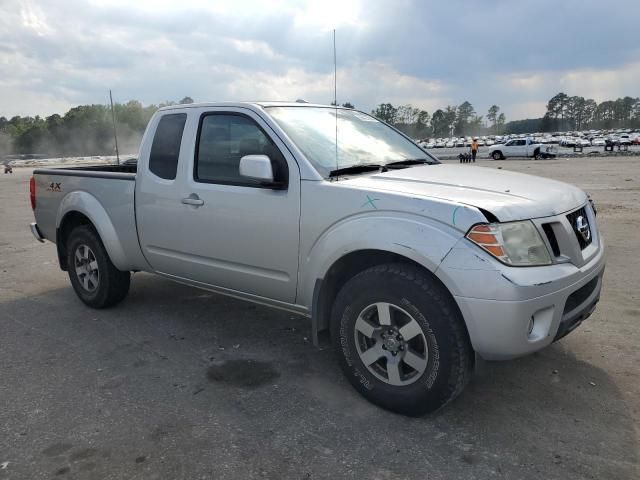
[239,155,274,183]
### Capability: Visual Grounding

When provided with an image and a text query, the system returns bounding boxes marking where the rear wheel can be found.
[66,225,130,308]
[492,151,503,160]
[331,263,474,416]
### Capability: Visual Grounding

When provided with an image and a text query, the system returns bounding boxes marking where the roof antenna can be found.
[109,89,120,165]
[333,28,338,180]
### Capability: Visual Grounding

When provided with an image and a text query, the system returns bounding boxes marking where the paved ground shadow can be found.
[0,274,637,479]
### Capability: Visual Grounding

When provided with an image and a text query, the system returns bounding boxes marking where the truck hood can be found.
[345,164,587,221]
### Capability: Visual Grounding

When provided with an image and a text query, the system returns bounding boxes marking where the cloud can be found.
[0,0,638,119]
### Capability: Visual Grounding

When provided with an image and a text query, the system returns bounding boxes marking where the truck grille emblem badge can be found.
[575,215,591,242]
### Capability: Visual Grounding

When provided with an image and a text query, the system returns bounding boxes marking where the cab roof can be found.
[158,101,349,112]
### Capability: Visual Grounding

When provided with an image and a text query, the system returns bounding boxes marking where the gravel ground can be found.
[0,157,638,480]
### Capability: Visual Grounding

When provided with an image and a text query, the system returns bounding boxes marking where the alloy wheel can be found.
[354,302,428,386]
[74,244,99,292]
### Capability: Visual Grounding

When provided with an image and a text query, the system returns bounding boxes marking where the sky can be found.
[1,0,639,121]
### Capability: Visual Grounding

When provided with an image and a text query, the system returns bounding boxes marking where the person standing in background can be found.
[3,157,13,174]
[470,137,479,163]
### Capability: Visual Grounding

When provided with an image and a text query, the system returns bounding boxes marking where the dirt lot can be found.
[1,157,638,479]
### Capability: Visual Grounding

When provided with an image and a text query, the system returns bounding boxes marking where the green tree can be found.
[454,101,475,135]
[396,104,419,125]
[496,113,506,133]
[546,92,569,130]
[487,105,500,132]
[371,103,398,124]
[431,109,448,137]
[631,98,640,127]
[582,99,597,128]
[415,110,431,137]
[565,96,585,129]
[444,106,457,136]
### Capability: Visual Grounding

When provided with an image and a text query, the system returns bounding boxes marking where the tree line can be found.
[540,93,640,131]
[368,93,640,138]
[0,96,194,157]
[2,92,638,157]
[370,102,505,138]
[0,97,507,156]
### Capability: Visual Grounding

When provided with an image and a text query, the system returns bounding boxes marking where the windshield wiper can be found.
[328,164,386,178]
[384,158,435,168]
[328,159,436,178]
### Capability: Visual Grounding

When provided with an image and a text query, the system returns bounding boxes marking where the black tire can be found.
[331,263,474,416]
[66,225,130,308]
[492,151,503,160]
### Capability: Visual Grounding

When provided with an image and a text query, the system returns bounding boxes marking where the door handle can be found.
[181,195,204,206]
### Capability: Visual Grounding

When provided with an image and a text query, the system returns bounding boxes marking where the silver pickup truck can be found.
[30,102,605,415]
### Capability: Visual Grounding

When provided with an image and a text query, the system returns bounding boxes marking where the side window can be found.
[149,113,187,180]
[195,114,288,187]
[516,140,526,146]
[505,140,514,146]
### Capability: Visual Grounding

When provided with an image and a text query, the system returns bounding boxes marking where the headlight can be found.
[466,221,552,266]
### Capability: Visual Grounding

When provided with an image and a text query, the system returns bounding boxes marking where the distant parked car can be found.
[434,140,445,148]
[576,138,591,148]
[425,141,435,148]
[455,138,465,147]
[632,137,640,145]
[445,140,455,148]
[591,137,605,147]
[618,135,632,146]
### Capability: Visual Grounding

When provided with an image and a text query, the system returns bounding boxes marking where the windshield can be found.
[266,106,437,177]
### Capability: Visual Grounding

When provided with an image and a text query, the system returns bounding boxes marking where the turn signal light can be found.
[466,224,508,262]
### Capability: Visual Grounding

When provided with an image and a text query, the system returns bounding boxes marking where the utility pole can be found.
[109,89,120,165]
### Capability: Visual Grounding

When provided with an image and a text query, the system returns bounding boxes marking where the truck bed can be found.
[31,164,146,271]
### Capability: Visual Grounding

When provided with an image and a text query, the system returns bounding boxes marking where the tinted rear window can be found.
[149,113,187,180]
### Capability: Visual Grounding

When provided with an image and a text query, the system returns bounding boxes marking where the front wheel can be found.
[492,151,503,160]
[66,225,130,308]
[331,263,474,416]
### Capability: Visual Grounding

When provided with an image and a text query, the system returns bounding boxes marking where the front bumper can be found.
[439,234,605,360]
[455,263,603,359]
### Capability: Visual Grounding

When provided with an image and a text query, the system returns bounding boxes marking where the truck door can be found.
[136,108,300,304]
[524,138,532,156]
[503,140,515,157]
[512,139,527,156]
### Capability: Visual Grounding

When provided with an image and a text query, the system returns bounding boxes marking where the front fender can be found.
[57,191,132,271]
[298,212,465,308]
